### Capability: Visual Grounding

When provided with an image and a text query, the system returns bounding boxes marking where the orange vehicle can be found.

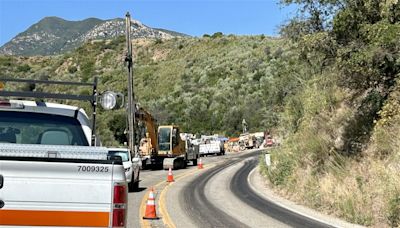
[136,108,198,169]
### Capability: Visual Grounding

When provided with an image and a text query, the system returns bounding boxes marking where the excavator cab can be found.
[158,125,182,156]
[158,126,172,152]
[158,125,186,169]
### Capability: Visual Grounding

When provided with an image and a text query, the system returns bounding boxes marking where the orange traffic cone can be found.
[143,187,158,220]
[167,167,174,182]
[198,158,203,169]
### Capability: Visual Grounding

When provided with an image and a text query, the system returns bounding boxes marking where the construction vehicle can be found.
[136,108,199,169]
[252,132,265,148]
[136,107,158,169]
[198,135,225,156]
[239,133,257,151]
[159,125,198,169]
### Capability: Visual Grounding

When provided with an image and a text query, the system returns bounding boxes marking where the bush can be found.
[387,191,400,227]
[267,149,296,186]
[154,39,163,44]
[211,32,224,38]
[17,64,31,72]
[68,65,78,74]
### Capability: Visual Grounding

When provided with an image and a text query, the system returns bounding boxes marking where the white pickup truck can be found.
[0,78,128,227]
[199,136,225,156]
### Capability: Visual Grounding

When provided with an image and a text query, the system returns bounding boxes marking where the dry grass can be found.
[264,86,400,227]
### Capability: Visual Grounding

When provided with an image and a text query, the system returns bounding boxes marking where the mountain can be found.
[0,16,188,56]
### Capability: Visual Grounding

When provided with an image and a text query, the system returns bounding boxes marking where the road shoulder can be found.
[249,166,365,228]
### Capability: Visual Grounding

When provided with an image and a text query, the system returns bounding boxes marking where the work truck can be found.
[0,78,129,227]
[198,135,225,156]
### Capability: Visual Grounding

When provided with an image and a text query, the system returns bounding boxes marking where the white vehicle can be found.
[108,148,141,192]
[0,78,128,227]
[199,136,225,156]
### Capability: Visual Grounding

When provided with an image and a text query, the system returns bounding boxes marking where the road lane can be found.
[205,157,289,228]
[127,154,234,228]
[180,150,262,228]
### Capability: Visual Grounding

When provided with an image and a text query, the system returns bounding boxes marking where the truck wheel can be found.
[128,180,135,192]
[192,159,197,166]
[128,173,140,192]
[133,181,139,191]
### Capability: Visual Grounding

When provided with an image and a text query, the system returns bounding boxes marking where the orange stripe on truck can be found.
[0,209,109,227]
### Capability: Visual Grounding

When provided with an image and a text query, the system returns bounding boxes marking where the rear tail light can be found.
[113,185,127,204]
[112,183,127,228]
[0,100,10,107]
[0,100,24,109]
[112,208,125,227]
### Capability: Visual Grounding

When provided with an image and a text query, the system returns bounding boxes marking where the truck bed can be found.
[0,144,126,227]
[199,143,221,155]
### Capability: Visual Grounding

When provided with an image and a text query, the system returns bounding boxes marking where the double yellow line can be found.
[139,165,215,228]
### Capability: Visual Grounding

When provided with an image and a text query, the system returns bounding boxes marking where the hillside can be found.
[0,16,187,56]
[259,0,400,227]
[0,35,289,143]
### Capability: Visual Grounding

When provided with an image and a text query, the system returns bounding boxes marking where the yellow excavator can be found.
[136,108,199,169]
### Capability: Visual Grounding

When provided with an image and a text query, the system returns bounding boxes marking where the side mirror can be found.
[132,157,142,167]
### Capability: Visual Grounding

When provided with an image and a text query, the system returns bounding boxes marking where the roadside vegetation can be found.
[260,0,400,227]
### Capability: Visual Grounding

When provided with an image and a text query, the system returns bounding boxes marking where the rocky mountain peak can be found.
[0,16,187,56]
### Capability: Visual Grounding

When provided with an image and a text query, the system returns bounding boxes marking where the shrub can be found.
[154,39,163,44]
[17,64,31,72]
[387,191,400,227]
[211,32,224,38]
[68,65,78,74]
[267,149,296,186]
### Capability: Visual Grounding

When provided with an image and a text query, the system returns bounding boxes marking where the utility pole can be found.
[125,12,137,155]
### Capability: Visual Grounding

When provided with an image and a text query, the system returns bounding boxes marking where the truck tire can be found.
[128,180,137,192]
[182,159,187,169]
[192,159,197,166]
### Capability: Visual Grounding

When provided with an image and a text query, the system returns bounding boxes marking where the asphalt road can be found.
[230,159,334,228]
[127,150,339,228]
[179,150,334,228]
[126,154,227,228]
[181,150,262,228]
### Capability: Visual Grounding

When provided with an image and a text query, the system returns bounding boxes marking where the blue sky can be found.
[0,0,296,46]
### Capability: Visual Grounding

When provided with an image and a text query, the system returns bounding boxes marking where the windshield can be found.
[108,150,129,162]
[0,111,89,146]
[158,127,171,151]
